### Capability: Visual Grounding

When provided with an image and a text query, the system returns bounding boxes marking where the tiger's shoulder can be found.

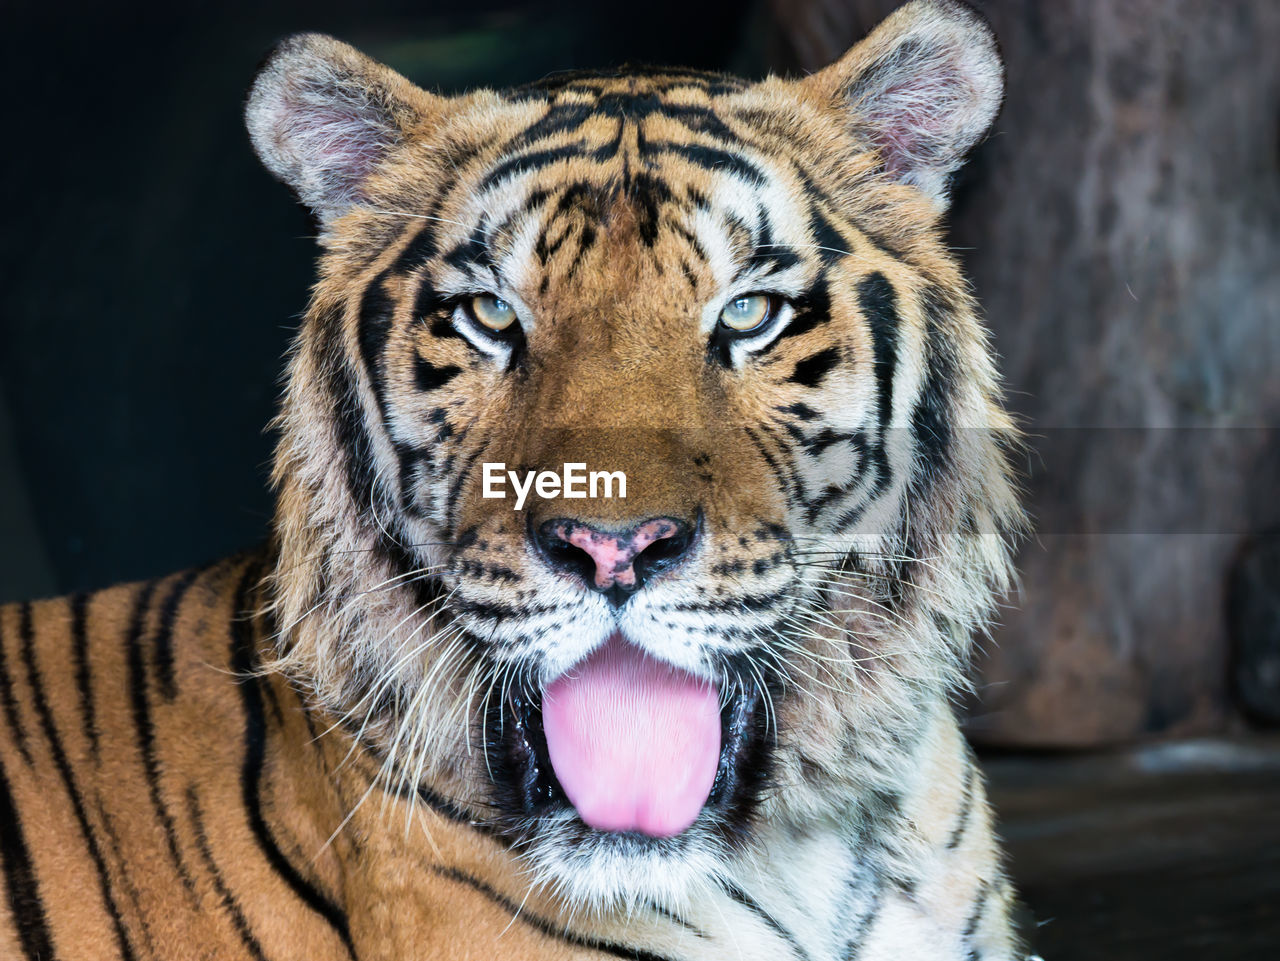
[0,552,358,961]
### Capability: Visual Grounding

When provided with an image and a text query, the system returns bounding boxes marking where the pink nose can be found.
[536,517,693,596]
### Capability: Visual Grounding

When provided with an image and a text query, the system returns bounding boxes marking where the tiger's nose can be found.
[534,517,695,605]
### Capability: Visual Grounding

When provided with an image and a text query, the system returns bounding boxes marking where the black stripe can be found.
[443,224,496,272]
[779,401,820,421]
[127,578,199,896]
[647,141,764,185]
[432,865,682,961]
[93,801,157,958]
[841,875,885,961]
[858,272,899,431]
[260,671,287,733]
[830,437,891,533]
[322,315,421,576]
[679,258,699,292]
[743,426,798,507]
[788,163,905,264]
[19,598,139,960]
[416,782,478,827]
[395,445,432,519]
[353,733,488,831]
[321,316,379,512]
[442,439,491,537]
[391,220,441,274]
[668,216,708,264]
[186,785,269,961]
[804,472,869,526]
[414,287,453,346]
[532,92,746,146]
[518,65,746,95]
[642,898,710,939]
[805,203,852,267]
[684,183,710,212]
[909,291,958,491]
[428,315,464,340]
[447,597,558,625]
[799,426,862,457]
[747,201,793,272]
[414,356,463,393]
[747,242,800,274]
[503,103,595,152]
[722,210,753,255]
[0,752,57,961]
[722,881,810,961]
[755,422,808,507]
[789,347,841,388]
[230,562,356,958]
[360,258,458,519]
[668,590,781,614]
[554,179,604,217]
[946,764,976,850]
[657,101,744,144]
[358,270,397,430]
[631,171,672,246]
[153,568,202,702]
[336,721,494,834]
[564,223,596,281]
[0,607,33,767]
[69,592,99,763]
[538,220,574,264]
[777,277,832,343]
[961,880,993,960]
[482,142,595,189]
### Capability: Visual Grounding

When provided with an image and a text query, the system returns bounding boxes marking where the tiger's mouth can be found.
[485,636,772,843]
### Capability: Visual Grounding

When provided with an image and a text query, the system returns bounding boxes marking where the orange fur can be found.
[1,3,1032,958]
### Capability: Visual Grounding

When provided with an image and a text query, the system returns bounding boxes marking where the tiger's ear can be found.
[801,0,1003,210]
[245,33,440,226]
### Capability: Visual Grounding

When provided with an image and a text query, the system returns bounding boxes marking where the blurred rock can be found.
[1230,533,1280,726]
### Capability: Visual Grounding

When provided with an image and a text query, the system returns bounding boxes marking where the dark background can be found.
[0,0,763,601]
[3,0,1279,748]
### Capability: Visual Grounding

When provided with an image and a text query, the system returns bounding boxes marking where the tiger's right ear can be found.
[799,0,1003,211]
[245,33,440,226]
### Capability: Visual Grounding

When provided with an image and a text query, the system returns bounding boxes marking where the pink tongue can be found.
[542,635,721,838]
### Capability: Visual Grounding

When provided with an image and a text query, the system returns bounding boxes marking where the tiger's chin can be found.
[507,812,746,912]
[481,664,775,910]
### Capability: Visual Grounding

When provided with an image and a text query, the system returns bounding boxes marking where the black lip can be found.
[483,668,774,842]
[487,686,567,813]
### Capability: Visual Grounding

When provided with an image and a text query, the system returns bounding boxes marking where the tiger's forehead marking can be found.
[414,75,822,313]
[354,63,903,361]
[515,66,750,98]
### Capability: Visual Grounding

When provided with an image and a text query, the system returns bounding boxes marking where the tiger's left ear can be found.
[801,0,1003,210]
[245,33,442,227]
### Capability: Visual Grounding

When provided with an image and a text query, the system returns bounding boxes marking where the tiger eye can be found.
[718,294,772,332]
[468,294,518,331]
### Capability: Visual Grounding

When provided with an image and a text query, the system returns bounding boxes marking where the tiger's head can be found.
[248,0,1020,911]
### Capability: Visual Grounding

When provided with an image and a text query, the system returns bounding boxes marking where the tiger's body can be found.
[1,558,1012,959]
[1,3,1033,959]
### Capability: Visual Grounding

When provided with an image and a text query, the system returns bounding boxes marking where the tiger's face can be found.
[251,0,1019,910]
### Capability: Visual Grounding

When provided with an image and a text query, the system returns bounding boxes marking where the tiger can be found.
[0,1,1034,958]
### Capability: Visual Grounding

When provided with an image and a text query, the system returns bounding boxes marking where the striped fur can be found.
[1,2,1034,958]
